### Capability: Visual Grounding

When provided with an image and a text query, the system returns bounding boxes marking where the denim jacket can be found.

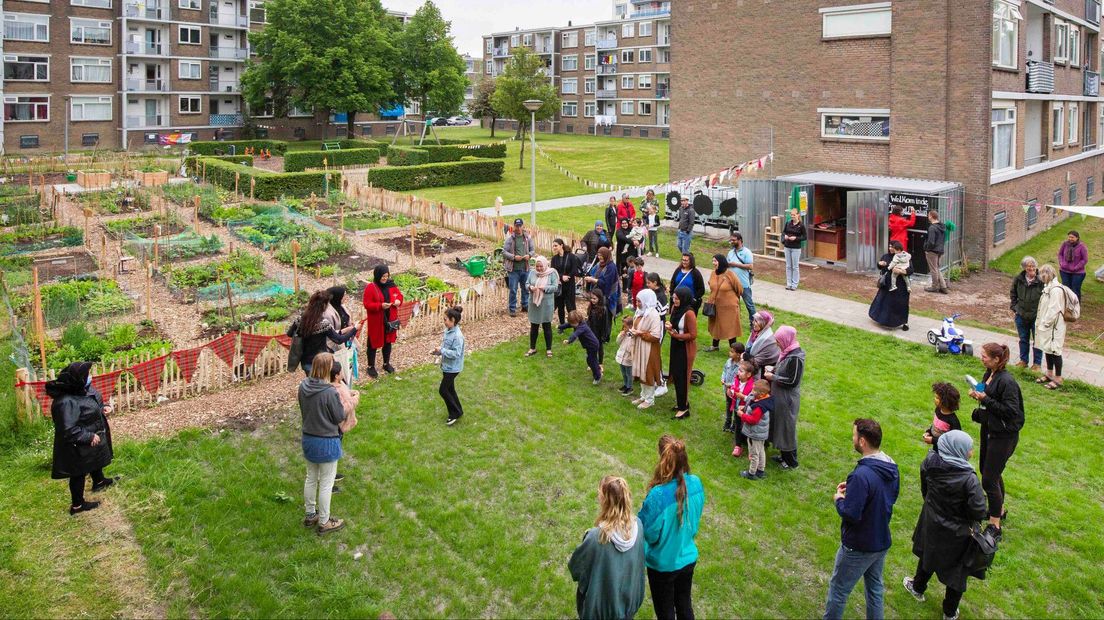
[439,325,465,373]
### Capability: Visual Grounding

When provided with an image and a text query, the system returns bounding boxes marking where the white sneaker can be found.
[637,400,654,410]
[631,398,644,406]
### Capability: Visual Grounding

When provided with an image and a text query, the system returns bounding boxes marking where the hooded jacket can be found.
[1010,270,1045,322]
[835,452,900,553]
[568,517,646,620]
[298,377,346,437]
[911,451,989,591]
[47,362,113,479]
[923,221,946,254]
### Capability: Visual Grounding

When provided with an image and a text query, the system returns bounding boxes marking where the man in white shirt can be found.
[726,231,755,329]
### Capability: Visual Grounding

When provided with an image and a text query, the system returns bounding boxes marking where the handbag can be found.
[963,523,999,578]
[385,319,401,333]
[702,302,716,317]
[286,320,304,371]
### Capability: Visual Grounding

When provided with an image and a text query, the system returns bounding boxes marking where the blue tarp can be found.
[378,104,405,119]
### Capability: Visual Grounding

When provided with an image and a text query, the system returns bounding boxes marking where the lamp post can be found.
[63,96,71,162]
[523,99,542,227]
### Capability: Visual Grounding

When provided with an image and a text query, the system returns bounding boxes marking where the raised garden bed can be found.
[0,224,83,255]
[379,230,477,257]
[32,250,99,282]
[77,169,112,189]
[104,214,187,239]
[199,290,307,337]
[42,320,171,373]
[135,169,170,186]
[78,188,152,215]
[17,276,134,327]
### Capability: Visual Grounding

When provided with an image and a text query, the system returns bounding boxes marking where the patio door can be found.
[846,190,884,273]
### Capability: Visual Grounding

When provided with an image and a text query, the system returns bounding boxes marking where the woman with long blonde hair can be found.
[639,435,706,620]
[568,476,646,620]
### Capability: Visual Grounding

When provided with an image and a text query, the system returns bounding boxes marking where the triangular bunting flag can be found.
[240,333,275,367]
[92,370,123,400]
[459,288,469,303]
[171,346,204,382]
[275,335,292,349]
[474,280,485,296]
[29,381,51,416]
[396,301,415,326]
[412,300,422,317]
[207,332,238,368]
[129,355,169,394]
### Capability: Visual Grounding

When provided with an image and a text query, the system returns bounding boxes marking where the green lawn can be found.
[3,310,1102,618]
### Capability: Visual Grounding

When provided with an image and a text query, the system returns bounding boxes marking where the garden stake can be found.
[339,200,345,232]
[32,267,47,372]
[225,280,237,326]
[234,172,240,198]
[193,195,201,229]
[250,177,255,200]
[410,224,416,268]
[153,224,161,265]
[145,261,153,321]
[82,207,93,249]
[291,240,301,293]
[100,234,107,278]
[202,161,207,182]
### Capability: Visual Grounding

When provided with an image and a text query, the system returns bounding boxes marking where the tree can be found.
[397,1,467,118]
[490,47,559,169]
[468,77,499,137]
[242,0,396,137]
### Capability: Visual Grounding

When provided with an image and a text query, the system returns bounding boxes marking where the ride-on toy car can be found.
[927,313,974,355]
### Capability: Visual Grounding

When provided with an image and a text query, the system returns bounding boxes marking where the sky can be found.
[384,0,614,57]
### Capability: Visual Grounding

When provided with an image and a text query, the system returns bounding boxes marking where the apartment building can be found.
[462,52,478,113]
[480,1,671,138]
[671,0,1100,268]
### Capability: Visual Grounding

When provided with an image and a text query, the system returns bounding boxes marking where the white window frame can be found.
[621,100,635,115]
[3,13,50,43]
[1099,105,1104,151]
[1052,102,1065,146]
[819,107,891,141]
[638,101,653,116]
[622,23,635,38]
[511,34,520,47]
[639,21,653,37]
[584,54,596,70]
[522,33,533,46]
[638,48,653,63]
[584,101,596,118]
[585,30,596,46]
[179,60,202,80]
[1069,25,1081,66]
[1055,20,1069,63]
[621,75,635,89]
[3,95,50,122]
[72,0,113,7]
[71,96,112,121]
[70,18,113,45]
[3,55,50,82]
[562,31,578,48]
[179,26,202,45]
[179,95,202,114]
[991,102,1016,173]
[289,104,312,118]
[561,78,578,95]
[562,54,578,71]
[621,50,634,63]
[71,56,112,83]
[562,101,578,117]
[638,74,652,89]
[991,0,1022,69]
[1068,102,1079,144]
[485,60,492,75]
[485,39,493,54]
[584,77,596,94]
[820,2,892,39]
[179,0,201,8]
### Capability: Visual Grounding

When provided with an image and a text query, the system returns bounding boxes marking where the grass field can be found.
[2,309,1102,619]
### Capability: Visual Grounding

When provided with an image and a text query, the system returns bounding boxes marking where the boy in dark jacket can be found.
[824,418,900,620]
[564,310,603,384]
[923,209,949,293]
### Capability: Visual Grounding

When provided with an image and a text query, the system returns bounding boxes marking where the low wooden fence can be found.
[396,280,508,340]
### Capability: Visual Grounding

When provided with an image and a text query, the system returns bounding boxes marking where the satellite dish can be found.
[693,194,713,216]
[666,191,681,210]
[719,198,739,217]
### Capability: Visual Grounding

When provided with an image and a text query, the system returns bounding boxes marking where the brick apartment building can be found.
[481,1,672,138]
[0,1,411,153]
[671,0,1101,267]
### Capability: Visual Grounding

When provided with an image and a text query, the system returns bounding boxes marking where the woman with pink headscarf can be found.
[764,326,805,470]
[744,311,780,379]
[526,256,560,357]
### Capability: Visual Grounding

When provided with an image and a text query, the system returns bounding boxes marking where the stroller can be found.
[927,313,974,356]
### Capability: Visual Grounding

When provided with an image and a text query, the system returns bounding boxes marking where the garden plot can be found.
[42,320,172,374]
[77,187,152,215]
[104,214,223,264]
[158,250,290,306]
[31,249,100,282]
[0,224,83,255]
[379,229,478,257]
[17,276,135,329]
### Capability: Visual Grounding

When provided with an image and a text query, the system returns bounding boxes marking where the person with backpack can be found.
[1057,230,1088,300]
[1034,264,1069,390]
[503,218,535,317]
[902,430,989,620]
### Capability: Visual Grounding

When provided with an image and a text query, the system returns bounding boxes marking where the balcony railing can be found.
[125,78,167,92]
[1085,70,1100,97]
[596,89,617,99]
[655,87,670,99]
[125,3,165,19]
[654,62,671,73]
[125,41,169,56]
[595,114,617,126]
[210,113,243,127]
[209,47,248,60]
[631,8,671,18]
[209,79,241,93]
[657,35,671,46]
[210,10,249,27]
[493,46,510,57]
[1026,59,1055,94]
[596,64,617,75]
[126,114,165,128]
[596,37,618,50]
[535,44,554,54]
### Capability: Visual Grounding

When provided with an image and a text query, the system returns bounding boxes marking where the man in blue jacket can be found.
[824,418,900,620]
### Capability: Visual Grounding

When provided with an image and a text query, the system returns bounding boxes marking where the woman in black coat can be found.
[903,430,989,620]
[47,362,118,514]
[615,218,634,274]
[551,238,581,329]
[669,252,705,313]
[868,240,914,331]
[967,342,1024,539]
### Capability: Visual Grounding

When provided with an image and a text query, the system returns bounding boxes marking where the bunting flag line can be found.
[240,333,276,367]
[396,301,416,326]
[29,381,50,415]
[129,355,169,394]
[92,370,123,400]
[412,300,423,317]
[207,332,238,368]
[274,335,293,349]
[171,346,204,383]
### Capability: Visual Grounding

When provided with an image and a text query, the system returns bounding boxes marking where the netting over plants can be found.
[123,229,224,263]
[0,224,83,255]
[226,204,332,250]
[196,281,295,306]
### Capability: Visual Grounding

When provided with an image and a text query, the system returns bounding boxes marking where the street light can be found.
[523,99,542,227]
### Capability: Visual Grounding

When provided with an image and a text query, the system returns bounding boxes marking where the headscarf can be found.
[748,310,774,347]
[373,264,396,298]
[326,285,350,329]
[936,430,974,471]
[669,286,694,331]
[593,221,609,244]
[635,288,658,317]
[530,256,556,308]
[45,361,94,398]
[713,253,729,274]
[775,325,800,358]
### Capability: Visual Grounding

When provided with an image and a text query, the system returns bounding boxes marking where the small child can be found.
[727,360,758,452]
[630,217,648,251]
[330,360,360,425]
[614,315,636,396]
[739,379,773,480]
[564,309,603,384]
[586,290,610,370]
[925,381,962,448]
[627,257,647,303]
[886,250,913,292]
[644,204,661,256]
[721,345,750,433]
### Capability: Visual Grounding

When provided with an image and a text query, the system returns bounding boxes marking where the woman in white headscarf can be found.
[629,289,664,410]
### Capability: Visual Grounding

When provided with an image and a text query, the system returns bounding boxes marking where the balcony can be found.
[125,78,168,92]
[210,113,243,127]
[210,9,249,28]
[1085,70,1100,97]
[595,114,617,126]
[596,89,617,99]
[126,41,169,56]
[655,87,670,99]
[657,35,671,46]
[493,46,510,57]
[596,64,617,75]
[125,3,165,19]
[654,62,671,73]
[1026,59,1055,94]
[126,114,166,128]
[535,44,554,54]
[596,37,617,50]
[209,47,248,60]
[631,8,670,18]
[209,79,241,93]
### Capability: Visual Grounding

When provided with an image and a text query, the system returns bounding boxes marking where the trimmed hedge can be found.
[365,158,504,191]
[283,148,380,172]
[198,158,341,200]
[190,140,289,156]
[184,154,254,174]
[387,143,506,167]
[384,146,434,166]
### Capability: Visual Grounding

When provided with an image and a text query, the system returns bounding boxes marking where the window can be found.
[820,108,891,140]
[1089,175,1096,197]
[584,77,596,94]
[562,102,578,117]
[73,0,112,7]
[179,26,201,45]
[639,21,652,36]
[179,96,201,114]
[1055,20,1069,62]
[638,101,653,115]
[1052,102,1065,146]
[71,19,112,45]
[1069,182,1077,205]
[1069,102,1079,143]
[991,104,1016,171]
[621,100,634,115]
[562,78,578,94]
[72,57,112,83]
[4,96,50,122]
[250,0,267,23]
[71,96,112,121]
[621,75,635,89]
[821,3,892,39]
[638,48,652,63]
[621,50,635,63]
[180,0,200,8]
[584,101,596,117]
[4,13,50,42]
[179,61,202,79]
[562,31,578,48]
[511,34,519,47]
[991,0,1021,69]
[523,34,532,46]
[562,55,578,71]
[1025,200,1038,229]
[638,74,652,88]
[623,23,635,37]
[3,55,49,82]
[585,30,596,46]
[81,133,100,147]
[658,48,671,63]
[485,60,492,75]
[289,104,312,117]
[993,211,1007,244]
[584,54,596,70]
[19,135,40,149]
[1053,188,1063,206]
[485,39,493,54]
[1069,26,1081,66]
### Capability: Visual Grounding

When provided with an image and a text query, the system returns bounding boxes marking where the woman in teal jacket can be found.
[638,435,705,620]
[568,476,646,620]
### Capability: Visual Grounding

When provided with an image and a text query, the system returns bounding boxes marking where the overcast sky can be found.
[384,0,614,56]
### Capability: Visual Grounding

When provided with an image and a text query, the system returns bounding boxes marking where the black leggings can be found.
[439,372,462,421]
[555,284,576,325]
[529,322,552,351]
[648,562,696,620]
[980,431,1019,519]
[69,469,106,507]
[1045,353,1063,377]
[711,338,738,348]
[912,564,964,617]
[367,342,392,368]
[596,340,606,364]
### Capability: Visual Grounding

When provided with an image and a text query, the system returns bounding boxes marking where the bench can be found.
[322,142,341,151]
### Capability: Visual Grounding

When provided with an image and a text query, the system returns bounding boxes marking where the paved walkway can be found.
[646,255,1104,388]
[476,188,648,217]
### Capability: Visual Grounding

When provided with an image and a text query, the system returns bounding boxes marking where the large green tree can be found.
[397,1,467,118]
[468,77,498,137]
[490,47,559,169]
[242,0,397,136]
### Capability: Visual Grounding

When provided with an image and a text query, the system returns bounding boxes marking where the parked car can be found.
[428,117,449,126]
[447,116,472,126]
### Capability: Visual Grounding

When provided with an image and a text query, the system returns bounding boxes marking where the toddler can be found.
[614,315,636,396]
[886,250,913,292]
[727,360,758,457]
[924,381,962,448]
[739,379,773,480]
[722,346,752,433]
[564,310,603,384]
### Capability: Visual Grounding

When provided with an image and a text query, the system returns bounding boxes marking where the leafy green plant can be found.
[46,321,171,371]
[201,291,307,331]
[104,213,182,236]
[164,251,266,290]
[33,278,132,325]
[273,231,353,267]
[391,271,454,300]
[340,210,409,231]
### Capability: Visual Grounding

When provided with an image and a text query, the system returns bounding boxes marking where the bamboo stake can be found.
[410,223,416,268]
[193,195,201,231]
[101,233,108,278]
[224,280,237,326]
[339,200,345,232]
[291,240,301,293]
[250,177,255,201]
[234,172,240,197]
[145,261,153,321]
[32,267,47,372]
[152,224,161,265]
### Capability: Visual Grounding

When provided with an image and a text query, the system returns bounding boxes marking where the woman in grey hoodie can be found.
[299,352,348,535]
[568,476,646,620]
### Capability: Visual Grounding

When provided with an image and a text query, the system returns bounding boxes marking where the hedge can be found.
[365,158,504,191]
[283,148,380,172]
[184,154,254,175]
[197,158,341,200]
[386,143,506,167]
[189,140,288,156]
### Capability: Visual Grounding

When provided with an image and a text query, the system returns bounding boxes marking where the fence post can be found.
[409,223,416,268]
[31,267,47,372]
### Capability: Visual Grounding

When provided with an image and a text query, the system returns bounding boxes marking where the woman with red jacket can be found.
[362,264,404,378]
[888,206,916,250]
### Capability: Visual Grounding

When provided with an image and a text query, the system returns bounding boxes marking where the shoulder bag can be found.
[963,523,999,578]
[286,320,304,372]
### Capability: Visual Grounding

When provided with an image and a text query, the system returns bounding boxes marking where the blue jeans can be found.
[1060,271,1085,300]
[1014,314,1042,366]
[784,247,801,289]
[677,230,692,255]
[620,363,633,390]
[741,285,756,327]
[823,545,887,620]
[507,269,529,312]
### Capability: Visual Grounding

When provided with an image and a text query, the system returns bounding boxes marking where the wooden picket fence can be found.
[397,281,509,340]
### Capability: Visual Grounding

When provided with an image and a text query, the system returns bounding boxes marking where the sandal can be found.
[1044,381,1062,390]
[1034,376,1050,384]
[546,351,553,358]
[524,349,537,357]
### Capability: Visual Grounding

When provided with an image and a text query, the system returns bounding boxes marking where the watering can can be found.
[457,255,487,277]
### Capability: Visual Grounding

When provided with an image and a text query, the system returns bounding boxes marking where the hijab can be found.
[45,361,94,398]
[748,310,774,346]
[669,285,694,331]
[775,325,801,358]
[936,430,975,471]
[635,288,658,316]
[713,253,729,274]
[326,285,350,328]
[531,256,556,307]
[373,264,396,298]
[594,221,609,244]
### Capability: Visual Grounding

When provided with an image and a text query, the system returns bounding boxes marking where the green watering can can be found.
[457,255,487,277]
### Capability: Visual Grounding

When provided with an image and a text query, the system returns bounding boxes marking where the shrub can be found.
[365,158,504,191]
[385,146,434,166]
[283,148,380,172]
[184,154,254,174]
[198,158,340,200]
[387,143,508,166]
[189,140,288,156]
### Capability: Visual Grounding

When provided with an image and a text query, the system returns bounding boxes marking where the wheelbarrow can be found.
[456,254,487,277]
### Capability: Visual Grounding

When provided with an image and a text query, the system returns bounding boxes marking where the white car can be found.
[447,116,471,126]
